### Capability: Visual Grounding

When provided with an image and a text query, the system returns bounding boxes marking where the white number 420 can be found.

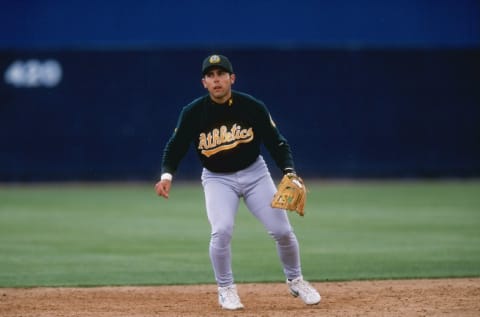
[4,59,62,88]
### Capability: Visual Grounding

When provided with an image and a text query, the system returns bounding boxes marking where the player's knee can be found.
[271,229,295,244]
[211,227,233,247]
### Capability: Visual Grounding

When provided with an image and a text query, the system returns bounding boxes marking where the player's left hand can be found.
[271,173,307,216]
[155,180,171,199]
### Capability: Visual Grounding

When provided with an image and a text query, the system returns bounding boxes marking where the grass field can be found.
[0,180,479,287]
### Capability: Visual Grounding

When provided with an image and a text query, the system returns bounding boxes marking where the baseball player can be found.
[155,54,320,310]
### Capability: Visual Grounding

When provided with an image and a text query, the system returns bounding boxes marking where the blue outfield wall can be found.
[1,0,479,49]
[0,49,479,181]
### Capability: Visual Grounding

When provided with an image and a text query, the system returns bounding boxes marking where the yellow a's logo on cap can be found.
[209,55,221,64]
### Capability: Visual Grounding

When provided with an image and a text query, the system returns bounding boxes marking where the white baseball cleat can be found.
[287,276,321,305]
[218,284,244,310]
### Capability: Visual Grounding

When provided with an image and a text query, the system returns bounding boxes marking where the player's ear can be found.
[230,73,236,85]
[201,77,207,88]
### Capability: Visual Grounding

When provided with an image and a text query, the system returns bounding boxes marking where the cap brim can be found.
[202,65,231,75]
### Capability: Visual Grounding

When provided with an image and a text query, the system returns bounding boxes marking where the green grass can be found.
[0,180,479,287]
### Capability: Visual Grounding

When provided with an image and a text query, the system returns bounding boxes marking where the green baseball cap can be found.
[202,54,233,75]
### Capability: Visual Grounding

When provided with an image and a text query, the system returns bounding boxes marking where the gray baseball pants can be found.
[201,155,302,287]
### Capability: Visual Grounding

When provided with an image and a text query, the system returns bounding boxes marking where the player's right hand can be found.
[155,180,171,199]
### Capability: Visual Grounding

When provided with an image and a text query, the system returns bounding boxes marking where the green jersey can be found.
[162,91,294,174]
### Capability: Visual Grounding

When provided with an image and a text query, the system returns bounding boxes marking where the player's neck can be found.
[210,91,232,105]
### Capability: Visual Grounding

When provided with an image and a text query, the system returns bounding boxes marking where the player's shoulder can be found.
[232,91,267,109]
[186,95,208,108]
[181,95,209,113]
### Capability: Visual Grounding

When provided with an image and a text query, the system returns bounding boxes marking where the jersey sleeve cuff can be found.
[160,173,173,181]
[283,167,296,175]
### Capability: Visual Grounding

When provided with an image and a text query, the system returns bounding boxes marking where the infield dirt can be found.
[1,278,479,317]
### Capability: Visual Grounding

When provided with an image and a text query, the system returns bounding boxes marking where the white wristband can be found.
[160,173,173,181]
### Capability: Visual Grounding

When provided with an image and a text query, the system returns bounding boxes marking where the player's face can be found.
[202,68,235,104]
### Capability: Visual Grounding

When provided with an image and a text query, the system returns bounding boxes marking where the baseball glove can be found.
[271,173,307,216]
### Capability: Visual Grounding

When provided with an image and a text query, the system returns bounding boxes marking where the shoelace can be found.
[222,287,240,303]
[294,280,317,298]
